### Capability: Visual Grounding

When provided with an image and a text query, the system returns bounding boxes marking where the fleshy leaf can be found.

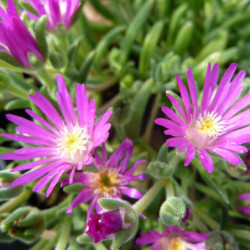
[160,197,186,226]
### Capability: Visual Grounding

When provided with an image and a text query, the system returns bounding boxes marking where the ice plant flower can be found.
[136,226,209,250]
[155,63,249,173]
[84,210,123,243]
[0,0,44,67]
[23,0,81,31]
[237,193,250,216]
[63,138,146,217]
[1,75,112,197]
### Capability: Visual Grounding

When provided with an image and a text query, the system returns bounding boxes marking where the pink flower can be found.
[136,226,209,250]
[237,193,250,216]
[23,0,81,31]
[1,75,112,197]
[156,63,249,173]
[84,210,123,243]
[63,138,146,217]
[0,0,44,67]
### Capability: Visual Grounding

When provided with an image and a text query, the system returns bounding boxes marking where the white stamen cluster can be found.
[57,124,91,163]
[196,111,226,137]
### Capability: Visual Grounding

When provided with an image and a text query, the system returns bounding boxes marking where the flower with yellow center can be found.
[136,226,209,250]
[156,63,249,173]
[64,138,146,217]
[1,74,112,197]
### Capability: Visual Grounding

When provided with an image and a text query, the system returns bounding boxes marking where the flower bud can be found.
[160,197,186,226]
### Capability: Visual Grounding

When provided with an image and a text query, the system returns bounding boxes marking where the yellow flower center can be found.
[92,170,120,196]
[169,239,185,250]
[196,112,225,137]
[65,134,82,151]
[57,124,91,163]
[198,119,217,136]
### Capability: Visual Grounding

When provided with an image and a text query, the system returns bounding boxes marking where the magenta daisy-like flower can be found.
[1,75,112,197]
[23,0,81,31]
[136,226,209,250]
[0,0,44,67]
[237,193,250,216]
[155,63,249,173]
[63,138,146,217]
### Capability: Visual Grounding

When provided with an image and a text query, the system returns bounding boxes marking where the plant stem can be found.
[36,68,54,93]
[42,224,61,250]
[166,179,174,198]
[133,178,166,215]
[0,187,32,213]
[55,216,71,250]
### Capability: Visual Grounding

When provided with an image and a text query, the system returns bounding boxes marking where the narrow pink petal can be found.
[217,70,246,115]
[66,189,93,214]
[25,109,57,133]
[218,127,250,144]
[69,166,77,185]
[11,158,53,172]
[164,129,185,136]
[29,92,64,127]
[93,124,111,147]
[94,110,112,135]
[197,149,214,173]
[223,93,250,119]
[176,75,191,121]
[166,93,187,122]
[1,133,53,146]
[224,109,250,133]
[126,159,146,175]
[6,114,56,139]
[87,196,98,219]
[166,137,186,147]
[136,231,165,245]
[102,143,108,162]
[161,106,184,126]
[177,142,189,152]
[184,145,195,166]
[181,231,209,242]
[238,193,250,201]
[2,147,54,160]
[107,138,133,169]
[209,63,237,111]
[11,161,61,186]
[187,67,198,116]
[120,187,144,199]
[76,84,88,127]
[56,74,77,126]
[46,165,71,197]
[155,118,184,131]
[209,148,241,164]
[88,99,96,134]
[213,142,248,154]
